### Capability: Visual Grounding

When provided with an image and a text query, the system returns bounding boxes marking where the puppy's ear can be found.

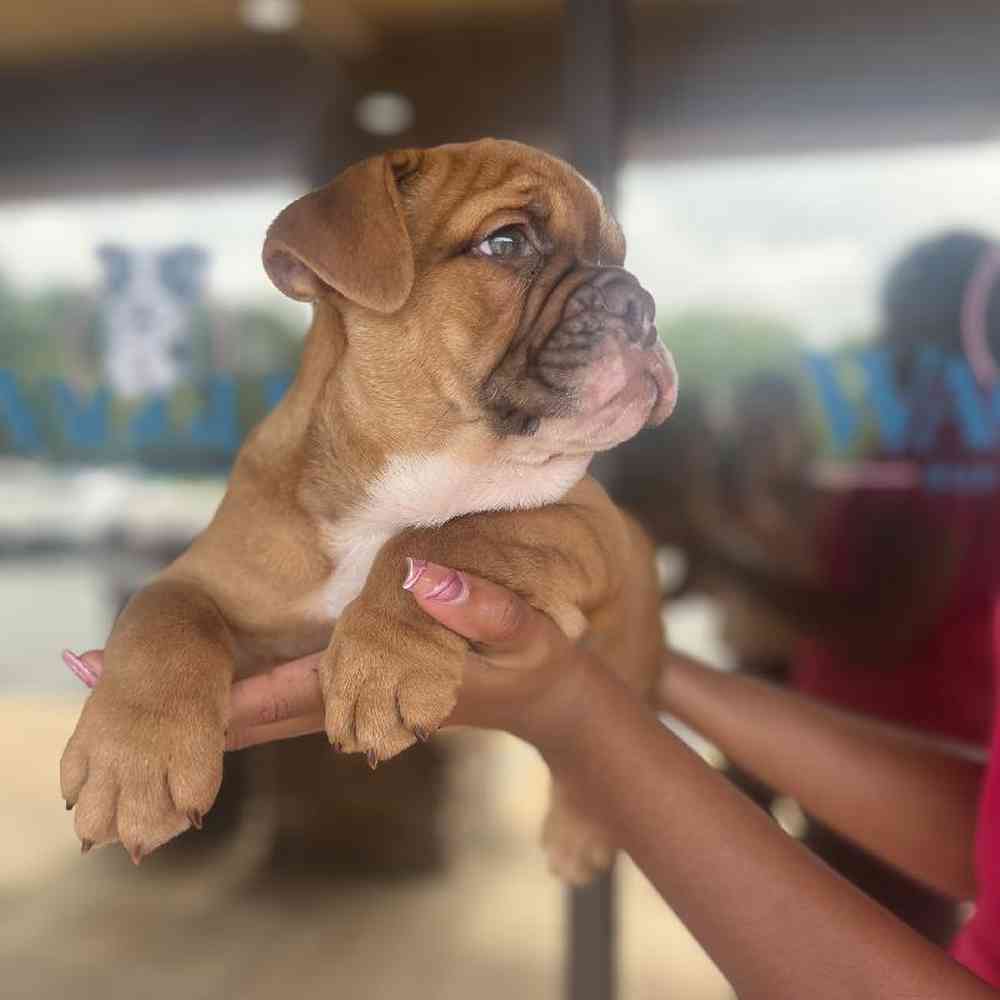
[262,150,419,314]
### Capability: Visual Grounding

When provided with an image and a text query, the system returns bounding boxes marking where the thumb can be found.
[402,558,550,655]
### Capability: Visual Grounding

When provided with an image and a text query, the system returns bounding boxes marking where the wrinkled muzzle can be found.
[534,269,678,437]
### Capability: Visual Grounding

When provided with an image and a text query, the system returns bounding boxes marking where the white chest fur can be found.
[309,450,589,622]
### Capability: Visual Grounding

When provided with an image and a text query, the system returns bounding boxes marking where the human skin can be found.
[66,560,995,999]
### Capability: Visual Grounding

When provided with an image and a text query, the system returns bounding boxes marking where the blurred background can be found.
[2,2,1000,998]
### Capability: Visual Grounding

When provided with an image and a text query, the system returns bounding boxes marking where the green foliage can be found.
[0,275,99,381]
[657,307,847,456]
[659,307,804,389]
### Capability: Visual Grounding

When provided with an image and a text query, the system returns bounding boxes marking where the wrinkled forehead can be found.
[406,140,626,264]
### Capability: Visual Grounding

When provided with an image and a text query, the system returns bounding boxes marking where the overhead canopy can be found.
[2,1,999,199]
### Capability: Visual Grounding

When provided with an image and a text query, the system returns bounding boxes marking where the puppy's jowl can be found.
[61,139,678,884]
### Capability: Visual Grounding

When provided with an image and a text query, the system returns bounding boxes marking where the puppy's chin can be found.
[560,338,678,453]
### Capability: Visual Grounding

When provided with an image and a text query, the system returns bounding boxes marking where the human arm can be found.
[63,648,326,751]
[403,562,994,1000]
[656,650,985,901]
[684,486,962,665]
[64,581,985,903]
[64,566,993,998]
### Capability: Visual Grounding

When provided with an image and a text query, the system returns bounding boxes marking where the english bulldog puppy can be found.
[61,139,677,883]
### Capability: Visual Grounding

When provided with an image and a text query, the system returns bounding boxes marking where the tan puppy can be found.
[60,139,678,883]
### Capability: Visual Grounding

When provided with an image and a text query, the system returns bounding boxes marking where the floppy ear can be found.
[262,151,418,314]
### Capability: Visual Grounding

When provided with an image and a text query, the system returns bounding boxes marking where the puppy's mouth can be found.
[573,329,677,425]
[529,272,677,448]
[481,267,677,449]
[546,330,677,452]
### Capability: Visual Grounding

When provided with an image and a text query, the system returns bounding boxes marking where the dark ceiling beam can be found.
[310,0,1000,173]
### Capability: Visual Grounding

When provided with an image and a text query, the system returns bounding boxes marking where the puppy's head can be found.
[263,139,676,501]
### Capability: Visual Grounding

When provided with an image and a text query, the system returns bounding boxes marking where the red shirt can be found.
[951,604,1000,984]
[793,476,998,745]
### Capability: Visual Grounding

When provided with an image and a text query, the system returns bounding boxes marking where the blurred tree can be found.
[659,308,804,390]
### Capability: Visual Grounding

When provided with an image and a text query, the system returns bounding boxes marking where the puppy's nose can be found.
[567,270,657,348]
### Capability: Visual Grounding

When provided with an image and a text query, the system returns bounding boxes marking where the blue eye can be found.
[476,225,535,259]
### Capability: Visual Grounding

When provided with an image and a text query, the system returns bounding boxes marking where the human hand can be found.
[400,559,598,752]
[63,647,326,751]
[64,560,597,756]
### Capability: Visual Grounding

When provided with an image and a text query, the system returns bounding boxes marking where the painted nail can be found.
[424,569,469,604]
[65,801,74,811]
[80,839,93,855]
[62,649,97,689]
[405,561,469,605]
[401,557,427,591]
[188,810,203,831]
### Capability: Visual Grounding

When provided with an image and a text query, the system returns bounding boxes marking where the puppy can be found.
[61,139,678,883]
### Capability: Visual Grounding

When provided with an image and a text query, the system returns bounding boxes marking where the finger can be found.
[225,711,325,751]
[227,655,323,729]
[62,649,103,688]
[402,559,553,654]
[64,648,325,735]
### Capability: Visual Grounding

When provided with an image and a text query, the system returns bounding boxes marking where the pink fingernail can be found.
[423,570,469,604]
[402,557,427,590]
[403,559,470,605]
[62,649,97,689]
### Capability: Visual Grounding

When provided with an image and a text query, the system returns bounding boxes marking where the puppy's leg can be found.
[321,479,663,882]
[542,512,666,883]
[60,578,233,861]
[320,495,613,764]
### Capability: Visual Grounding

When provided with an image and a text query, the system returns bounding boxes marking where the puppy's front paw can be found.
[321,601,463,766]
[543,789,614,886]
[60,687,225,862]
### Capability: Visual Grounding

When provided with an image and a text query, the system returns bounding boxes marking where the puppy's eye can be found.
[475,225,535,260]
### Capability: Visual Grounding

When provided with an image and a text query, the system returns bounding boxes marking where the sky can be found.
[0,180,307,325]
[3,137,1000,347]
[621,139,1000,346]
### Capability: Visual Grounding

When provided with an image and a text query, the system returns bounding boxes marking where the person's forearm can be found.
[690,535,920,661]
[544,663,994,1000]
[658,653,984,900]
